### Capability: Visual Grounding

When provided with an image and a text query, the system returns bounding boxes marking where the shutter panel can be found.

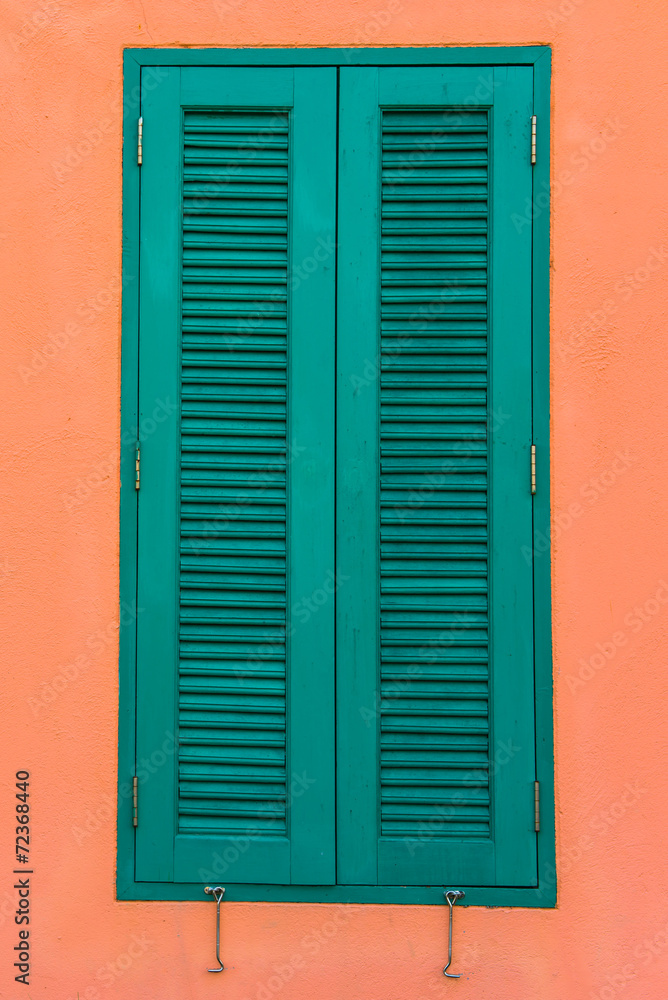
[135,67,337,885]
[337,66,537,887]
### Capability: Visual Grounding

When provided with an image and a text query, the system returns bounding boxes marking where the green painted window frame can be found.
[119,45,554,906]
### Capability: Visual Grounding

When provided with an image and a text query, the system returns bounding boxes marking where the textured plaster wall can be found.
[1,1,667,998]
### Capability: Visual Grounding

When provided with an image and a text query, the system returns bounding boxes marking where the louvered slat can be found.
[178,111,289,837]
[379,109,490,839]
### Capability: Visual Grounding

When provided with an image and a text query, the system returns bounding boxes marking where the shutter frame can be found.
[119,49,553,904]
[135,66,338,885]
[336,66,538,888]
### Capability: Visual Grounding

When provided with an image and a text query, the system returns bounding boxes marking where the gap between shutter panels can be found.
[177,111,290,838]
[379,109,491,840]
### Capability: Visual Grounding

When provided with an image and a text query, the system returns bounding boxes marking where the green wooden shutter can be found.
[135,67,337,884]
[336,66,537,887]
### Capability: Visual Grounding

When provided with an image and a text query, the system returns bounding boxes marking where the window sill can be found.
[117,879,556,907]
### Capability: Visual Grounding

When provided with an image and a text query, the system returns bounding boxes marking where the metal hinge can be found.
[530,115,537,165]
[530,444,536,495]
[135,443,141,490]
[534,780,540,832]
[132,776,138,827]
[137,117,143,166]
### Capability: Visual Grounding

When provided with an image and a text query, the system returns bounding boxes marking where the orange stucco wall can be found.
[2,1,668,997]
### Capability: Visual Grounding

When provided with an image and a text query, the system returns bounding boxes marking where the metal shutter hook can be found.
[204,885,225,972]
[443,889,465,978]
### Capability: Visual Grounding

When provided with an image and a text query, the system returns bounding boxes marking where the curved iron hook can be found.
[443,889,465,978]
[204,885,225,972]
